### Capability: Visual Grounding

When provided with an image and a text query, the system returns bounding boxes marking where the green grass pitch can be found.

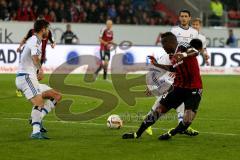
[0,74,240,160]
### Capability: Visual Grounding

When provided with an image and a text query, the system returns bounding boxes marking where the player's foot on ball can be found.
[145,126,153,136]
[30,132,50,139]
[158,129,173,140]
[16,90,23,97]
[122,132,137,139]
[183,127,199,136]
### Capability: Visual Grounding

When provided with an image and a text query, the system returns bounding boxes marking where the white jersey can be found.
[17,35,42,78]
[146,54,174,96]
[198,32,207,49]
[171,26,198,43]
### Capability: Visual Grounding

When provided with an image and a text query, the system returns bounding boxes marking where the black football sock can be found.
[103,68,107,80]
[170,121,191,136]
[95,65,103,75]
[136,111,162,138]
[50,98,57,106]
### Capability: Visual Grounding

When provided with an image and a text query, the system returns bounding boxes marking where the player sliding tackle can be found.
[122,32,203,140]
[15,20,61,139]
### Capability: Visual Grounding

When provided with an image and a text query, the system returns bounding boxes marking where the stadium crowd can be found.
[0,0,177,25]
[1,0,239,26]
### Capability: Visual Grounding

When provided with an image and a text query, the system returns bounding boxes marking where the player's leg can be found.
[94,50,104,77]
[32,84,62,132]
[176,103,184,123]
[103,50,110,80]
[122,103,169,139]
[160,110,197,140]
[145,96,163,136]
[40,84,62,119]
[159,88,202,140]
[175,103,199,136]
[16,75,49,139]
[122,88,183,139]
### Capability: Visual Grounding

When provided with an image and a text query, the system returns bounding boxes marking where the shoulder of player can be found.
[28,35,41,45]
[198,32,206,38]
[179,41,191,49]
[100,27,107,32]
[188,26,198,32]
[170,26,179,31]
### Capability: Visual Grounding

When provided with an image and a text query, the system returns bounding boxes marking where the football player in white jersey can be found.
[15,20,61,139]
[171,10,198,43]
[144,54,174,136]
[192,18,210,65]
[169,9,199,136]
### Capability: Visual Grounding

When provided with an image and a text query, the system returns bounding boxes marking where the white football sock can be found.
[31,106,42,134]
[147,96,163,115]
[41,99,56,119]
[176,103,185,124]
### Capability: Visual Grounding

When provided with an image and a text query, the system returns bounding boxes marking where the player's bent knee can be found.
[54,92,62,102]
[156,104,168,114]
[30,94,44,107]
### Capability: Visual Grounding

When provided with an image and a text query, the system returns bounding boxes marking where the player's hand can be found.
[145,87,152,96]
[173,52,186,62]
[103,41,108,45]
[51,42,56,48]
[16,47,21,53]
[37,68,44,81]
[203,53,210,65]
[147,56,157,65]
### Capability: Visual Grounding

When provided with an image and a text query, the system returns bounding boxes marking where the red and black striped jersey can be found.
[99,27,113,51]
[171,42,202,89]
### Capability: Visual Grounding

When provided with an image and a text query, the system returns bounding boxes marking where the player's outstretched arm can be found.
[16,38,27,52]
[148,56,175,72]
[153,63,175,72]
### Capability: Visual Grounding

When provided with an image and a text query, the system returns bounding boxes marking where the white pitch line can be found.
[1,112,240,122]
[1,117,239,136]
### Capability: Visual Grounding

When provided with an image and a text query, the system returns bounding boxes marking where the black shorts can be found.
[160,87,202,113]
[100,50,110,61]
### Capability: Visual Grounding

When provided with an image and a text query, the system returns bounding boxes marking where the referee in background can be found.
[61,24,79,44]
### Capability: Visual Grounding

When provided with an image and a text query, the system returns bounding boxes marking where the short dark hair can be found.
[179,9,191,17]
[34,19,49,33]
[190,39,203,50]
[161,32,177,44]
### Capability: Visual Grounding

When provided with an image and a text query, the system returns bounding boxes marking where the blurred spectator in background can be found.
[16,0,35,21]
[86,3,98,23]
[59,2,71,22]
[226,29,238,47]
[209,0,223,26]
[0,0,9,20]
[108,4,117,20]
[61,24,79,44]
[0,0,177,26]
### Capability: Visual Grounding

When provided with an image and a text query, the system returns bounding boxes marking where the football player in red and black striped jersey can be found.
[122,32,203,140]
[94,19,114,80]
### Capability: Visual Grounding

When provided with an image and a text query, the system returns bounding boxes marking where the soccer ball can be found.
[107,114,123,129]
